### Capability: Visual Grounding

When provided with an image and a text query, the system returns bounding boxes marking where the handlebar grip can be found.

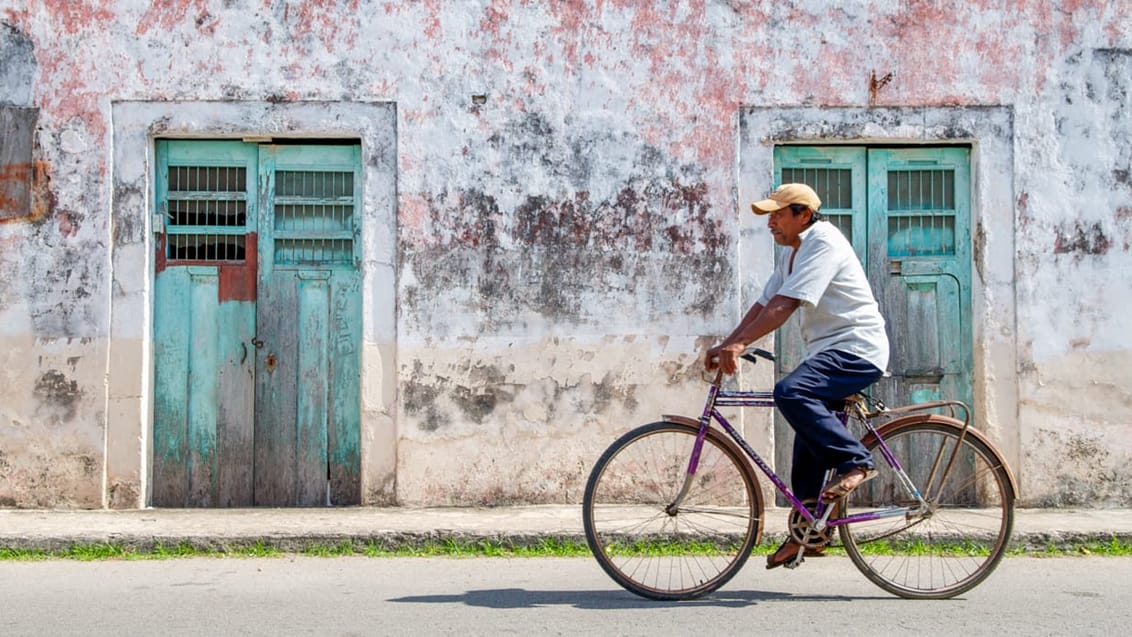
[740,348,776,364]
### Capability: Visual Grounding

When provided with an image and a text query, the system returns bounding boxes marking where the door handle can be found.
[900,368,945,383]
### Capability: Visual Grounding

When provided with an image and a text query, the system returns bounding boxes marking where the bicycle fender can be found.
[861,413,1019,499]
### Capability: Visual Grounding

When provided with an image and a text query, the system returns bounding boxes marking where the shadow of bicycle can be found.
[389,588,886,610]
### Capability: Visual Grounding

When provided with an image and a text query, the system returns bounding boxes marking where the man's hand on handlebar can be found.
[704,342,746,376]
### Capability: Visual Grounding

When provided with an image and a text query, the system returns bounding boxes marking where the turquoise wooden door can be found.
[252,145,362,506]
[867,147,972,413]
[153,141,258,507]
[153,141,362,507]
[769,146,972,500]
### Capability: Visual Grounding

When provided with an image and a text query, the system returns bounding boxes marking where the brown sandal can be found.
[820,466,877,504]
[766,539,826,570]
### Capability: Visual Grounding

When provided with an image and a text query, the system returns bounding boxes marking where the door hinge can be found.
[154,203,168,234]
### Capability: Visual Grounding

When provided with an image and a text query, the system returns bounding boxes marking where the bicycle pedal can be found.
[784,556,804,569]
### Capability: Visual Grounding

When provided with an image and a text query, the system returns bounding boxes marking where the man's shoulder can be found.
[802,221,853,253]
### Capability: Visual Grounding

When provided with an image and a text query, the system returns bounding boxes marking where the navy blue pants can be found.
[774,350,884,502]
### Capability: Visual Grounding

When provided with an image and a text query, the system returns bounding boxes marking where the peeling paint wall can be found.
[0,1,1130,508]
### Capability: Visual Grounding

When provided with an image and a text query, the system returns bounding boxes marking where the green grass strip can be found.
[1,536,1130,561]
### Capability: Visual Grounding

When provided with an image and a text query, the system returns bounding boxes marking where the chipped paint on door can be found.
[253,145,362,507]
[153,141,362,507]
[152,141,258,507]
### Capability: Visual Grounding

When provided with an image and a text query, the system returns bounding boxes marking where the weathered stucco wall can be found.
[0,1,1129,508]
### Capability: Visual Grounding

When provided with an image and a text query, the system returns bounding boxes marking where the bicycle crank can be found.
[788,505,836,549]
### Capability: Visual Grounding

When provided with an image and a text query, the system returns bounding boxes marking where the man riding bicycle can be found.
[704,183,890,569]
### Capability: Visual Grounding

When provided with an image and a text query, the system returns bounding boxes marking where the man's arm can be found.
[706,295,800,375]
[722,301,766,345]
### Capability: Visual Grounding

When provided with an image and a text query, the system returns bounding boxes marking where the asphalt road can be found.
[0,556,1128,636]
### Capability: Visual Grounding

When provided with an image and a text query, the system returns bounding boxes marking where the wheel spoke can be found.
[583,423,760,600]
[839,418,1014,599]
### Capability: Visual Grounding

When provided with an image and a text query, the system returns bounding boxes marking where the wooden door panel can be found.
[153,266,255,506]
[253,272,300,506]
[152,267,193,507]
[214,295,256,506]
[885,273,962,406]
[295,271,332,505]
[254,145,362,506]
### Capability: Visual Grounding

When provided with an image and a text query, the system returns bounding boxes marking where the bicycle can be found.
[582,348,1016,600]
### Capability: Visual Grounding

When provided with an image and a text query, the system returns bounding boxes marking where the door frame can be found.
[737,106,1020,502]
[106,101,399,508]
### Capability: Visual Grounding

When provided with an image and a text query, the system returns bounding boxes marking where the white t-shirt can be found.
[757,220,890,372]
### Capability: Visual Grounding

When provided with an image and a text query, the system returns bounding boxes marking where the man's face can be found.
[767,205,812,248]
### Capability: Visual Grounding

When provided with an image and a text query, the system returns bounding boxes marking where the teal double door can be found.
[772,146,973,478]
[152,141,362,507]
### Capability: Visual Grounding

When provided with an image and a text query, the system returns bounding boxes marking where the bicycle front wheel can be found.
[839,416,1015,599]
[582,421,762,601]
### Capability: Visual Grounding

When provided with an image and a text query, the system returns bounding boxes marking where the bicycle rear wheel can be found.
[838,416,1015,599]
[582,421,762,600]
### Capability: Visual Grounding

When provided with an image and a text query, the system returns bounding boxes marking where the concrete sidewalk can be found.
[2,506,1130,552]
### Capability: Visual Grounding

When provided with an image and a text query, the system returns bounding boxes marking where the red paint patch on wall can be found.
[0,164,33,219]
[42,0,115,35]
[55,209,80,238]
[0,161,55,224]
[136,0,210,35]
[422,0,444,40]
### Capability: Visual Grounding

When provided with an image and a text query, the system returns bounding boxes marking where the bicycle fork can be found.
[665,417,712,515]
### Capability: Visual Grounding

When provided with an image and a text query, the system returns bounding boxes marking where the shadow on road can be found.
[389,588,888,609]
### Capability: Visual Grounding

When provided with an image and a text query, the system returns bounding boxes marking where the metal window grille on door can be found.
[886,168,957,257]
[165,165,248,261]
[273,170,355,266]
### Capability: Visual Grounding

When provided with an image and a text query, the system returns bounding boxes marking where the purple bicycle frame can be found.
[686,383,919,527]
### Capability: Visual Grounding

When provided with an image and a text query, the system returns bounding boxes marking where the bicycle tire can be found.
[582,421,762,601]
[838,415,1015,599]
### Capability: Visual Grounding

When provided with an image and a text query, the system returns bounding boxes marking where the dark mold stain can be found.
[111,183,146,245]
[402,361,448,432]
[402,358,648,432]
[1054,221,1110,256]
[404,170,732,329]
[33,369,84,422]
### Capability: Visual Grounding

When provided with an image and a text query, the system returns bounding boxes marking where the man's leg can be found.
[775,350,883,501]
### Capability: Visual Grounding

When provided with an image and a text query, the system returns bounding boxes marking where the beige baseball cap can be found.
[750,183,822,214]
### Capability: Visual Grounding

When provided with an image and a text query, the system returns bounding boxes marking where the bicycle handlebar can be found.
[705,348,775,386]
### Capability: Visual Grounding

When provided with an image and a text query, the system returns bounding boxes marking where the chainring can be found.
[787,505,836,549]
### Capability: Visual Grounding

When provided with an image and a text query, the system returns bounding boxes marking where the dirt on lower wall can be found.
[1018,350,1132,507]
